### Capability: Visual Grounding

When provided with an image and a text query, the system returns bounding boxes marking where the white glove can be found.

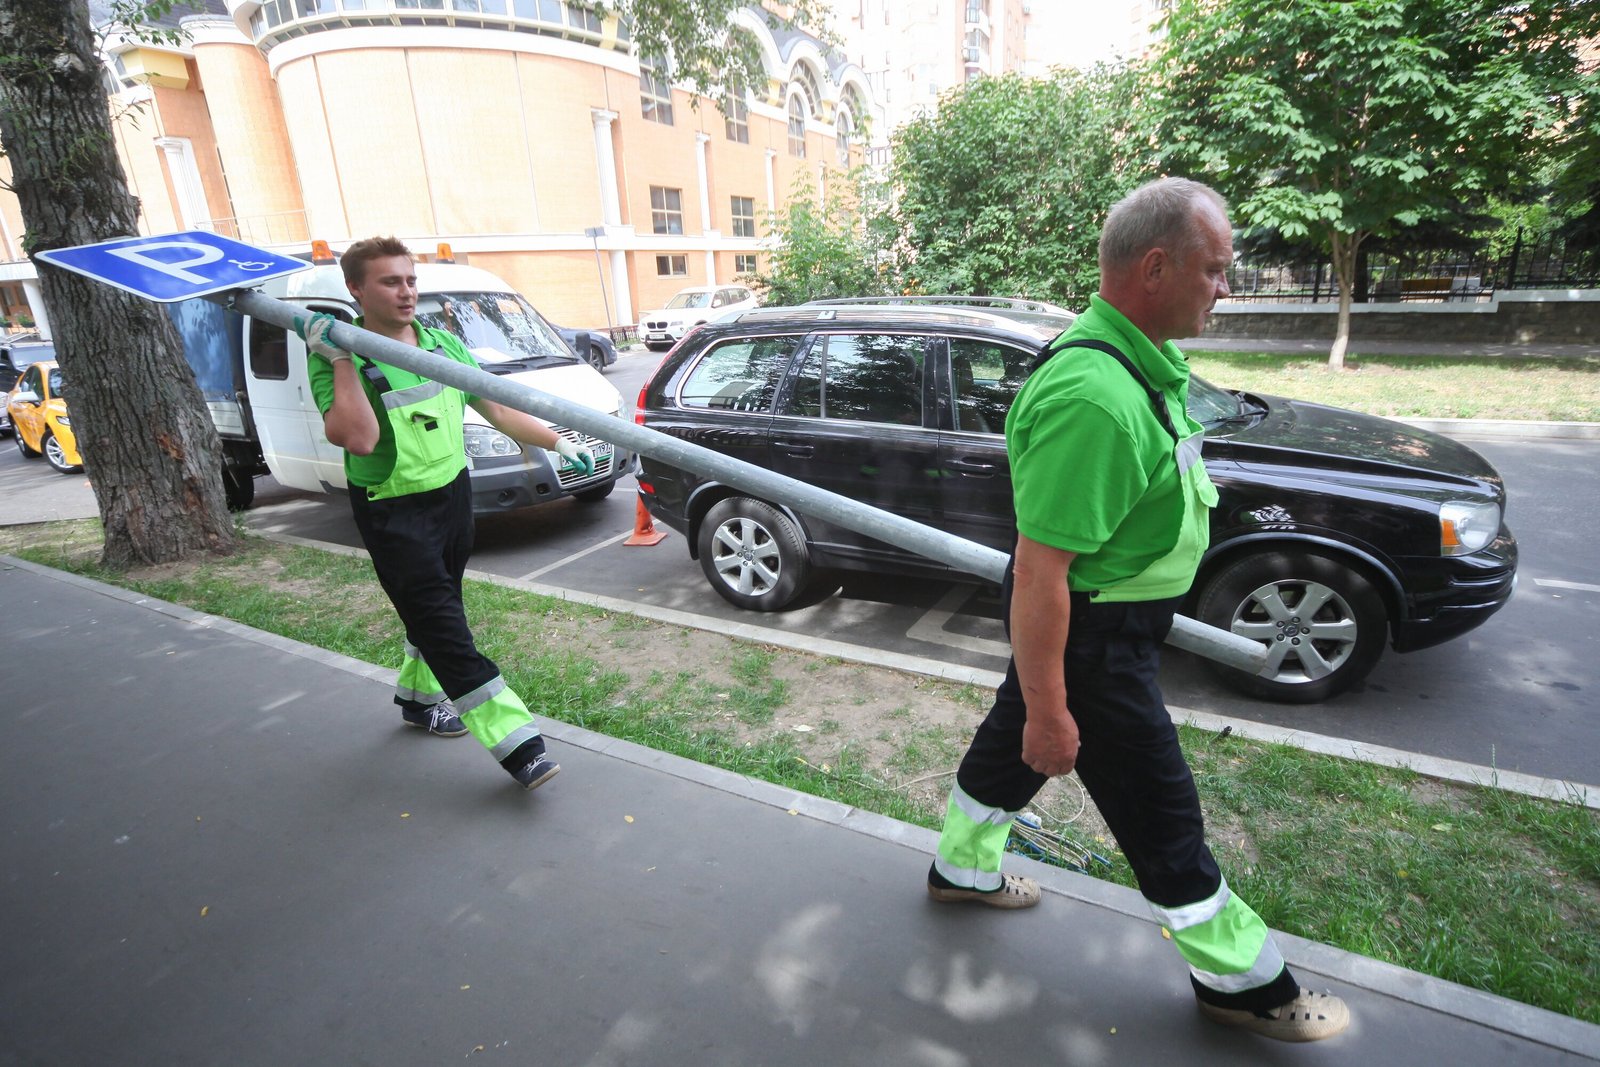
[554,436,595,476]
[295,312,351,364]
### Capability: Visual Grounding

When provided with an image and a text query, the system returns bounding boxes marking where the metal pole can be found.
[584,225,615,335]
[213,287,1270,676]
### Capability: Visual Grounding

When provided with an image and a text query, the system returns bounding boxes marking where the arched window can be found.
[788,95,807,158]
[835,110,853,167]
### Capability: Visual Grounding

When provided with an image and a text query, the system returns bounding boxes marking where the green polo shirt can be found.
[1007,294,1206,598]
[308,320,481,488]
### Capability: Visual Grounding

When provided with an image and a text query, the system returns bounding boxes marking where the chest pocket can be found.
[384,381,461,471]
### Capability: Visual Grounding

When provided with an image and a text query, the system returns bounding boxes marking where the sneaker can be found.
[1197,987,1350,1042]
[926,870,1041,909]
[401,700,469,738]
[511,754,561,791]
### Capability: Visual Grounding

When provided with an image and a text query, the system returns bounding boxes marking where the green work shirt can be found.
[1007,294,1212,601]
[308,320,481,489]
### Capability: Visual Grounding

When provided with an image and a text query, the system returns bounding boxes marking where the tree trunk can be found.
[0,0,236,567]
[1326,229,1366,371]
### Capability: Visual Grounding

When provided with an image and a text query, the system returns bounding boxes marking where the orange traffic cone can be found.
[624,497,668,546]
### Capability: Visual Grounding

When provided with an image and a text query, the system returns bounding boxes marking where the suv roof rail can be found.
[805,295,1076,316]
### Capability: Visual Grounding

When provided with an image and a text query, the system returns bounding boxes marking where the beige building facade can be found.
[0,1,877,337]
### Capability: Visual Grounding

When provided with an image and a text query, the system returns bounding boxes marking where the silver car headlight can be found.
[463,424,520,459]
[1440,500,1500,556]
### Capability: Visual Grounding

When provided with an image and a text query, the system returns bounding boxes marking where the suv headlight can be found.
[1440,500,1500,556]
[463,424,520,459]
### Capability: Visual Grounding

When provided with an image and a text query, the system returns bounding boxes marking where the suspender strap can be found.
[356,356,393,395]
[1032,336,1181,444]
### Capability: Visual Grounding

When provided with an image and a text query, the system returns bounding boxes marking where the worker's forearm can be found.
[322,361,380,455]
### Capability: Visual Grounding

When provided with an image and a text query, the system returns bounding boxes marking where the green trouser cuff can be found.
[931,783,1017,892]
[395,643,446,706]
[1149,879,1288,995]
[455,675,542,759]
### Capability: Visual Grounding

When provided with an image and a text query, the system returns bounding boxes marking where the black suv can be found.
[635,299,1517,702]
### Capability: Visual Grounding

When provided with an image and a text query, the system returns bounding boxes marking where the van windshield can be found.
[415,292,578,369]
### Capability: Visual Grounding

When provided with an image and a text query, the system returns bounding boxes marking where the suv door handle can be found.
[946,456,997,476]
[773,439,815,458]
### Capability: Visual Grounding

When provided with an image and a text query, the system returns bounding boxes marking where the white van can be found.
[169,257,631,513]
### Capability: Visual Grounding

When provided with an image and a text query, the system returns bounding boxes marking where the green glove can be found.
[293,312,350,364]
[554,436,596,476]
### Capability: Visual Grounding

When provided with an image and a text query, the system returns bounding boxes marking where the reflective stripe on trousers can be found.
[935,779,1286,995]
[395,640,447,706]
[932,781,1018,891]
[454,674,543,760]
[1148,878,1287,993]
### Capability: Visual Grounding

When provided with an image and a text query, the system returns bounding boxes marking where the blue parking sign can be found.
[34,230,311,303]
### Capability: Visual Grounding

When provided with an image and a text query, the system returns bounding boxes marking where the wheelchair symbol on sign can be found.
[230,260,273,272]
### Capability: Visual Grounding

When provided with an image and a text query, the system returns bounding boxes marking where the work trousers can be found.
[946,589,1298,1012]
[349,469,546,769]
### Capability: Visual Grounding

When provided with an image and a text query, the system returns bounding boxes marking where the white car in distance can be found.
[638,285,759,351]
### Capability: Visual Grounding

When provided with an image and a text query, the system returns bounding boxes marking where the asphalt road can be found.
[3,347,1595,787]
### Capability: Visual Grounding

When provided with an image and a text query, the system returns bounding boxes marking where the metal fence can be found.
[1225,228,1599,303]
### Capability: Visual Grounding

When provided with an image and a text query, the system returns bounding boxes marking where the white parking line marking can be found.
[905,584,1010,660]
[519,531,631,582]
[1534,578,1600,594]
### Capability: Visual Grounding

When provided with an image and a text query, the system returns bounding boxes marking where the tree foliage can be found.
[887,64,1155,310]
[582,0,833,100]
[750,168,895,305]
[1155,0,1600,367]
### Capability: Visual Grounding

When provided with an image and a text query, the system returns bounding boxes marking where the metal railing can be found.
[1225,229,1598,303]
[214,286,1271,676]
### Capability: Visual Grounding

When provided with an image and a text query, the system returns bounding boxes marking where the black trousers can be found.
[955,582,1298,1010]
[349,468,499,707]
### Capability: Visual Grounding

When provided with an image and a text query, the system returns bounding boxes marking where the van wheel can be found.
[16,428,40,458]
[222,465,256,510]
[697,496,810,612]
[1196,550,1387,704]
[43,431,81,473]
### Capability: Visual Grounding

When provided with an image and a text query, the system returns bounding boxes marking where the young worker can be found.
[299,236,592,791]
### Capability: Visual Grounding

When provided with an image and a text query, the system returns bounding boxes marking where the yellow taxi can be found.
[7,360,83,473]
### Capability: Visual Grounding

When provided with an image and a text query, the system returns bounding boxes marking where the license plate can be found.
[591,441,613,458]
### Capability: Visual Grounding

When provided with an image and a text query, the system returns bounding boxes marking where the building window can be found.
[725,92,749,143]
[735,253,759,275]
[650,186,684,235]
[640,56,674,125]
[656,255,688,276]
[835,112,853,167]
[788,96,807,158]
[730,196,756,238]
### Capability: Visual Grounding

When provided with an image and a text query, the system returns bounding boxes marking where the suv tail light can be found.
[635,350,672,425]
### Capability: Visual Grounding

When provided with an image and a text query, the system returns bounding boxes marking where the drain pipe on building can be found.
[216,288,1270,677]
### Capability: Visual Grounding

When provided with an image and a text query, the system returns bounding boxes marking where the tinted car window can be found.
[679,335,799,412]
[784,333,925,425]
[47,368,65,398]
[949,338,1033,434]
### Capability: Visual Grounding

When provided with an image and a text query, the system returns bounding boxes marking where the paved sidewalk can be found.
[2,556,1597,1065]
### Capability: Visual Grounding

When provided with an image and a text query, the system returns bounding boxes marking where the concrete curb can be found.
[1400,417,1600,440]
[244,532,1600,812]
[6,551,1597,1060]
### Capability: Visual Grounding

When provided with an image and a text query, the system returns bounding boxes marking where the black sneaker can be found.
[511,754,561,791]
[401,700,469,738]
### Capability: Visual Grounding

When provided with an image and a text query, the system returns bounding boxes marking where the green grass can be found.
[1188,351,1600,422]
[6,526,1598,1025]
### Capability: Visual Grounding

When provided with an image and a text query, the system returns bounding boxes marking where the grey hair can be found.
[1098,177,1230,274]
